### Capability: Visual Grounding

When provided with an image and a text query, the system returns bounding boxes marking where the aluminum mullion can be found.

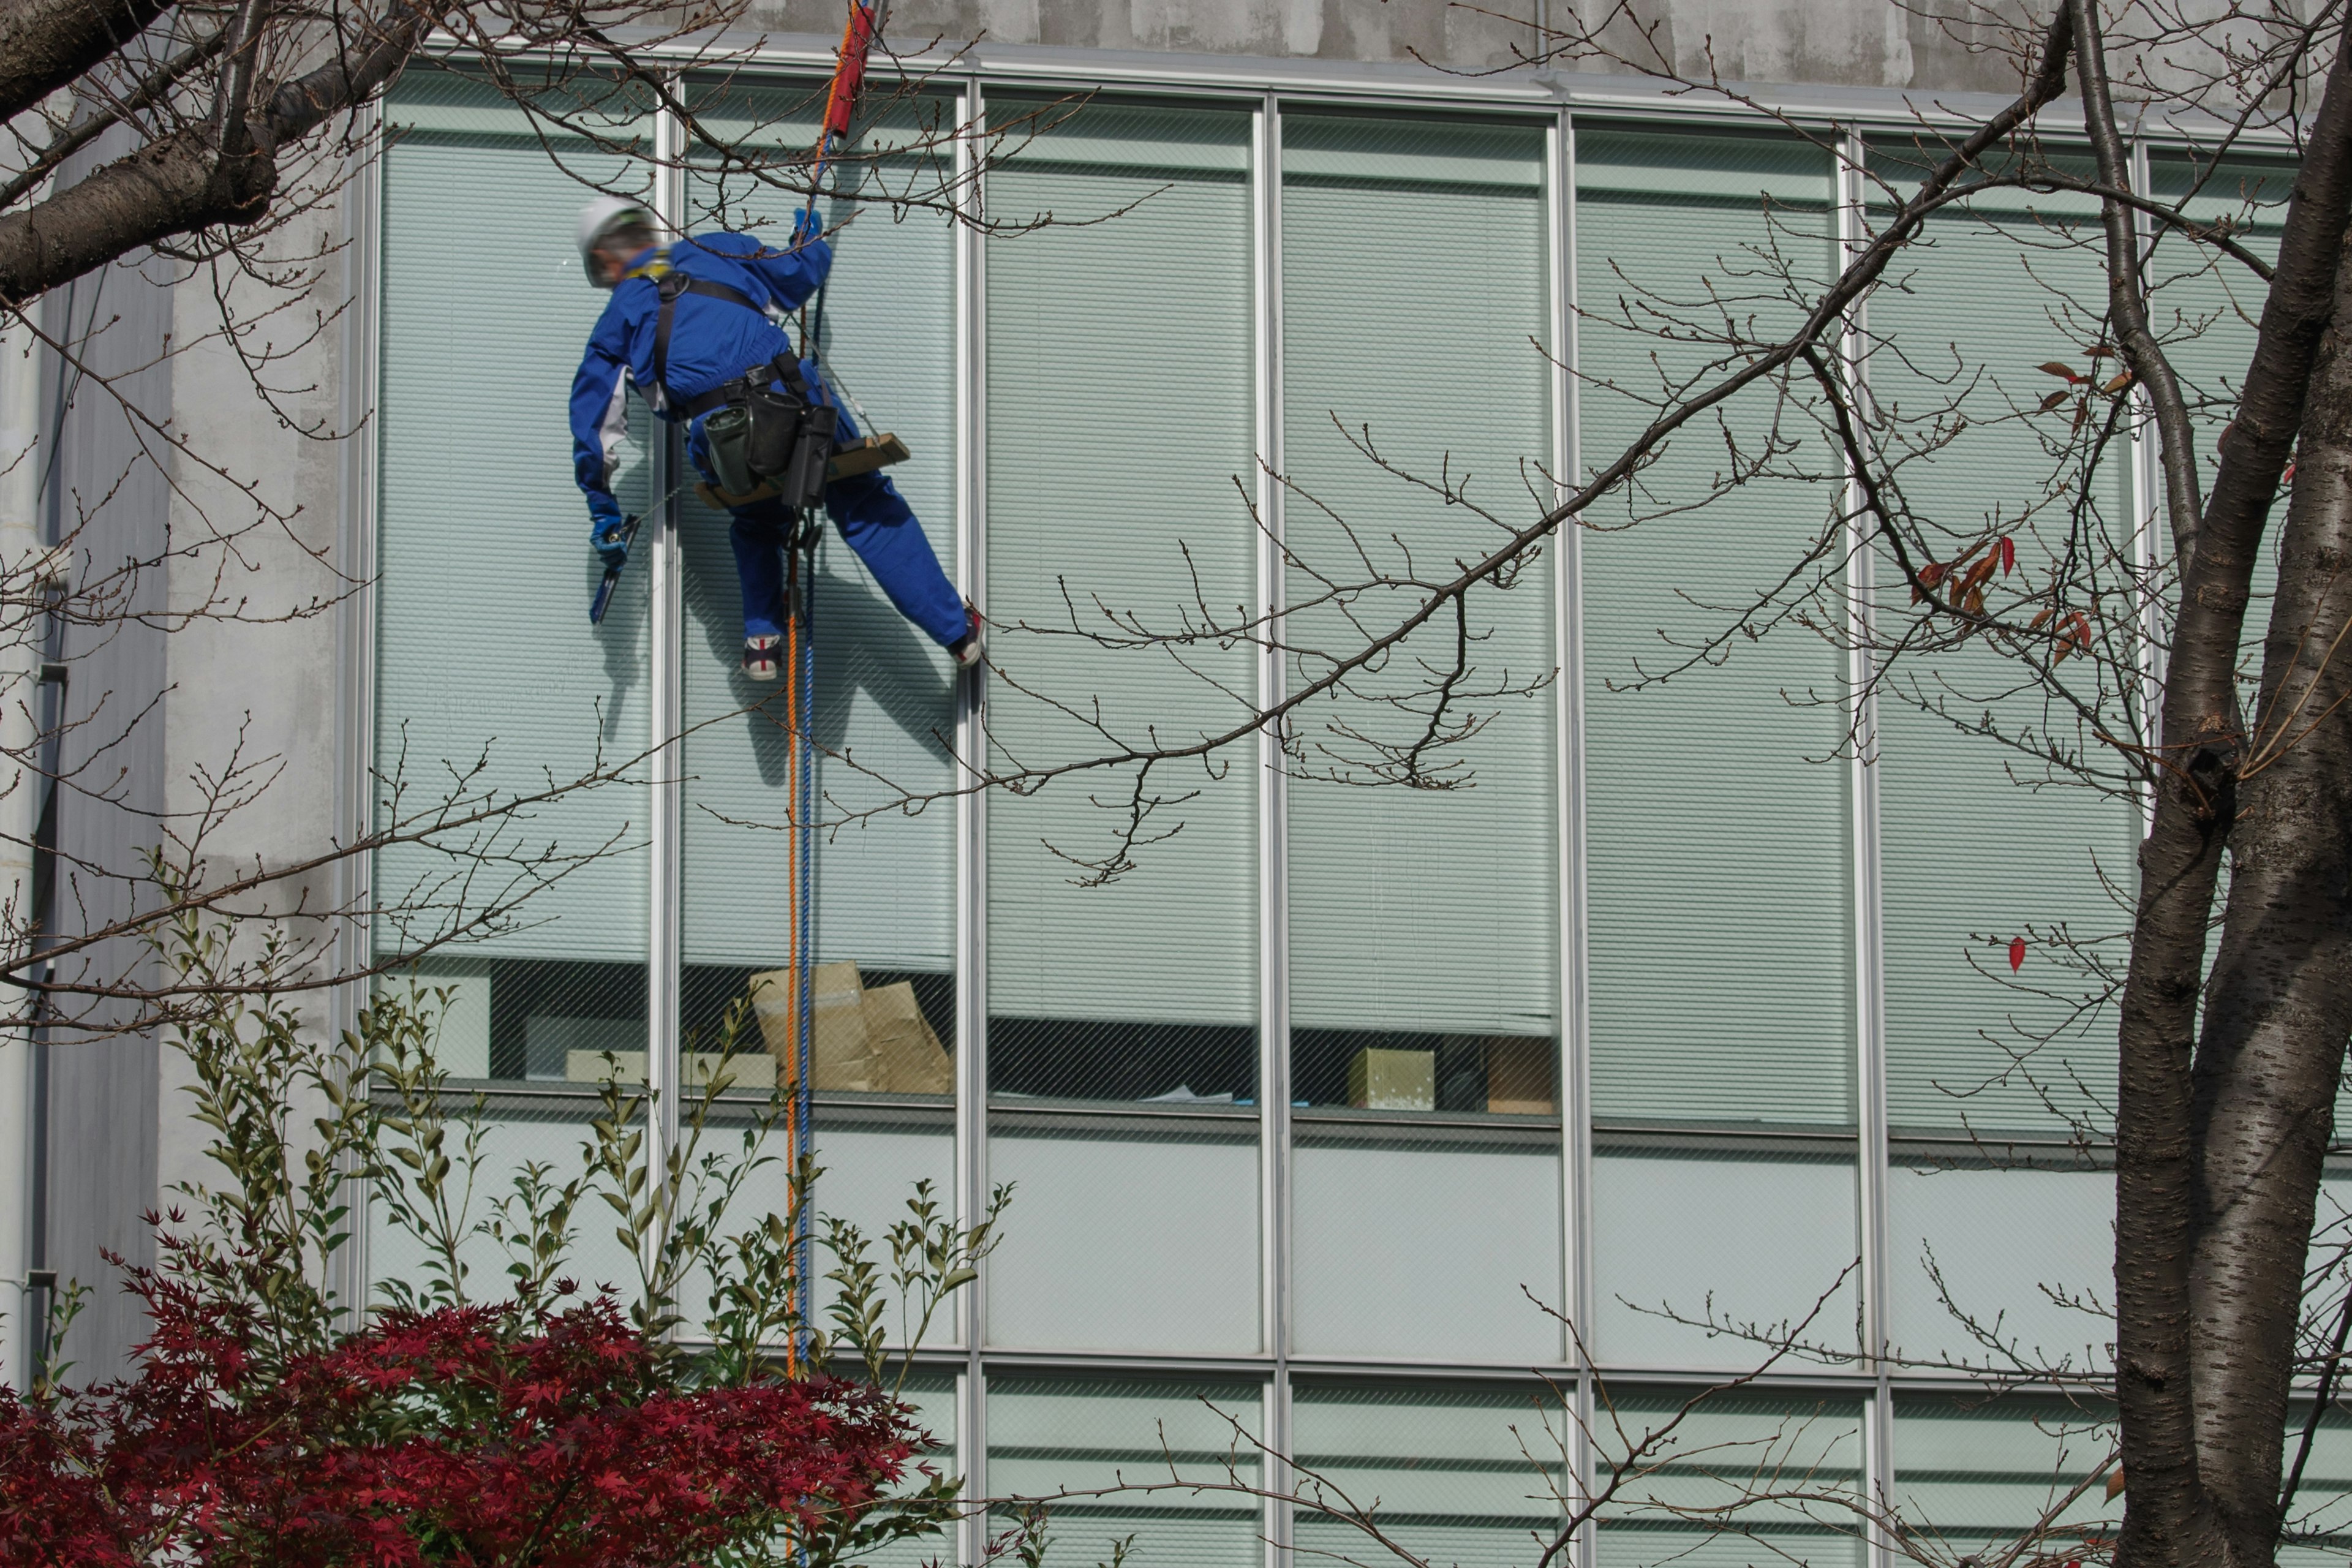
[2128,138,2163,830]
[1553,108,1596,1568]
[1834,127,1895,1568]
[1254,90,1292,1568]
[334,102,386,1332]
[954,75,989,1568]
[645,88,686,1285]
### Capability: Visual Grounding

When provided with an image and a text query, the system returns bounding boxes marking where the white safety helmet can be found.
[576,194,657,287]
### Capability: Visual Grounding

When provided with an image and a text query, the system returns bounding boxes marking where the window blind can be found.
[374,72,655,967]
[1575,127,1853,1128]
[982,100,1259,1061]
[675,86,961,982]
[1280,114,1559,1063]
[1865,151,2136,1134]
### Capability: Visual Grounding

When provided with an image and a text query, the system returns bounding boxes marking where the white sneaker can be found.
[948,604,984,669]
[742,633,781,681]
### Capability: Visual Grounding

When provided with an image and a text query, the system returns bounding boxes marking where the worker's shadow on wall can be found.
[683,536,956,791]
[590,559,644,729]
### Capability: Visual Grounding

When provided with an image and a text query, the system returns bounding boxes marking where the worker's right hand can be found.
[592,515,631,570]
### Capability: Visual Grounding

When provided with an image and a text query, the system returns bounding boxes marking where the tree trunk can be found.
[2185,211,2352,1568]
[2116,38,2352,1568]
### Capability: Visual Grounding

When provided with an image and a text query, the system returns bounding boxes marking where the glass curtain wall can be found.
[677,76,963,1291]
[1279,110,1563,1363]
[369,70,658,1303]
[365,75,2352,1552]
[1574,125,1860,1371]
[981,97,1262,1352]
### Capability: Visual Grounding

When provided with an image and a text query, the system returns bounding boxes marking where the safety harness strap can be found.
[649,268,766,409]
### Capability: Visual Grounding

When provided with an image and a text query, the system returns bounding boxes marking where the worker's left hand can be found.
[592,516,631,570]
[791,207,824,250]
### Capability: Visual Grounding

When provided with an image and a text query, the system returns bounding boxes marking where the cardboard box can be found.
[747,963,953,1094]
[863,981,953,1095]
[750,961,879,1090]
[1485,1037,1556,1115]
[1349,1047,1435,1112]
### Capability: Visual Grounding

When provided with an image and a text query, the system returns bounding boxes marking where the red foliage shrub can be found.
[0,1281,918,1566]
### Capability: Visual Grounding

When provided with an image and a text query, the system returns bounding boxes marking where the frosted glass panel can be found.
[988,1116,1259,1352]
[1886,1155,2111,1374]
[1292,1129,1563,1362]
[365,1104,642,1311]
[1576,126,1852,1129]
[1292,1383,1570,1568]
[1891,1393,2119,1558]
[983,97,1258,1104]
[810,1115,956,1337]
[1596,1392,1863,1568]
[1590,1146,1859,1368]
[988,1377,1262,1568]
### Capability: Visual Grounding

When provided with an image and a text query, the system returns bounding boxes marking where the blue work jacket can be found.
[568,230,832,525]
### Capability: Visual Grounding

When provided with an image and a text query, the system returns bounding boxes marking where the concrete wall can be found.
[747,0,2045,93]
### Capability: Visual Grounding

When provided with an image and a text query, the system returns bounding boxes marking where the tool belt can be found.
[696,354,838,511]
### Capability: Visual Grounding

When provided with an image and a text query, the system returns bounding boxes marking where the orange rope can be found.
[781,572,805,1381]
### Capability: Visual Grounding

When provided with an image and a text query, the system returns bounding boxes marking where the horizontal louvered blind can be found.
[374,73,654,963]
[1576,127,1853,1128]
[982,100,1259,1038]
[1866,149,2135,1134]
[1280,113,1559,1049]
[676,85,960,979]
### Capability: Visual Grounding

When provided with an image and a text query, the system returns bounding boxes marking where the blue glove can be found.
[791,206,824,250]
[591,513,631,570]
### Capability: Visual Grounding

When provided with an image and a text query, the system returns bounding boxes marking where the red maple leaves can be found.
[0,1283,919,1566]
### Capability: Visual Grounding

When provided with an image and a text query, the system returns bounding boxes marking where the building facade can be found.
[14,4,2349,1565]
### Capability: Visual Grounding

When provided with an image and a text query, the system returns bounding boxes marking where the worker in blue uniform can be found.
[568,195,980,679]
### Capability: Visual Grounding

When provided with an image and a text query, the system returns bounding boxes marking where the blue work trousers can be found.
[687,362,965,647]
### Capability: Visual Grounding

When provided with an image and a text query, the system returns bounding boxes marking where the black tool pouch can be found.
[778,403,839,509]
[743,381,804,483]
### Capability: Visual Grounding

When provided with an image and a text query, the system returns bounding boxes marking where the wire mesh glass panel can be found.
[1594,1391,1864,1568]
[374,72,655,1080]
[1885,1150,2111,1374]
[363,1094,645,1313]
[1888,1393,2117,1562]
[1280,112,1560,1121]
[987,1110,1259,1353]
[1574,125,1853,1129]
[1292,1122,1562,1362]
[983,97,1259,1106]
[1588,1142,1859,1370]
[1291,1382,1573,1568]
[679,81,962,1093]
[1864,144,2137,1138]
[987,1376,1262,1568]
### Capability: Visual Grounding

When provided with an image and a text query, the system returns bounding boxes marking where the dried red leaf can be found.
[2038,362,2082,382]
[2009,937,2026,973]
[2000,535,2016,575]
[2039,390,2071,413]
